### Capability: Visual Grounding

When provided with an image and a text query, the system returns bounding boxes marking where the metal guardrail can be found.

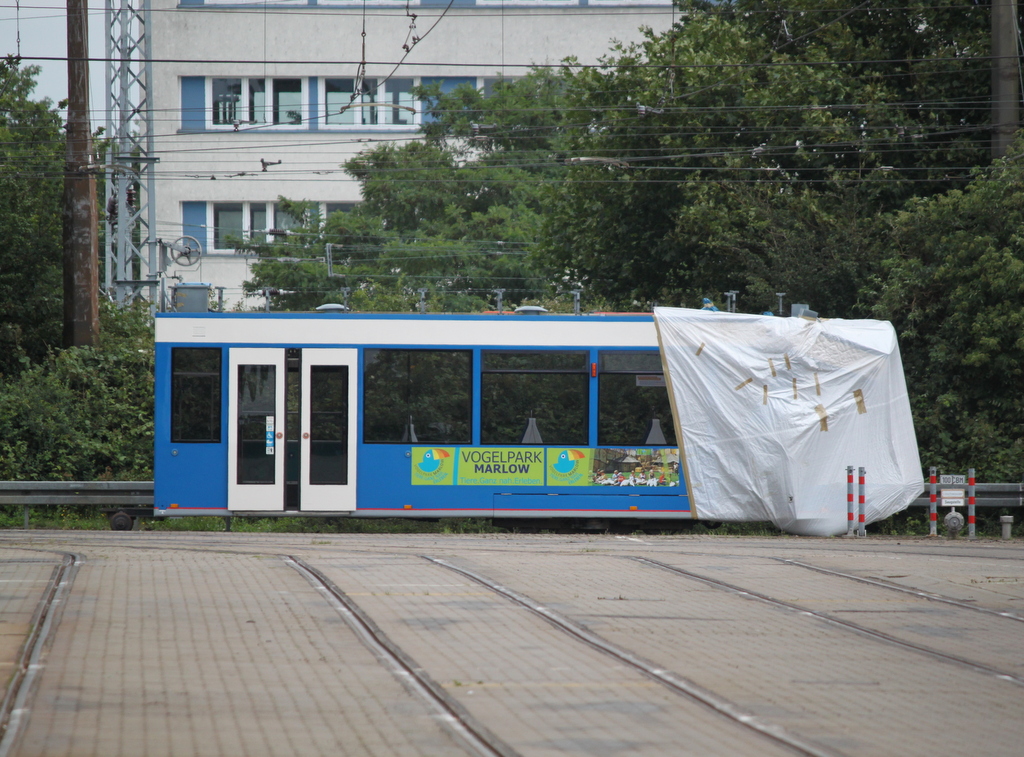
[1,481,1020,510]
[909,482,1023,509]
[0,481,154,507]
[0,480,1019,530]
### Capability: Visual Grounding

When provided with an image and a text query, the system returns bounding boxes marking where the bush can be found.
[0,303,154,481]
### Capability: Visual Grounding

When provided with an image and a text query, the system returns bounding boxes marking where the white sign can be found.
[941,489,965,507]
[940,475,966,485]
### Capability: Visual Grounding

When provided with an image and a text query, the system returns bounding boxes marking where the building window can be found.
[210,77,305,127]
[212,78,241,125]
[189,201,358,253]
[325,202,356,217]
[324,77,416,127]
[213,203,244,250]
[171,348,222,443]
[273,202,303,232]
[272,78,303,124]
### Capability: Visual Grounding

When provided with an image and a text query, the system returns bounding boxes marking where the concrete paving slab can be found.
[6,546,474,757]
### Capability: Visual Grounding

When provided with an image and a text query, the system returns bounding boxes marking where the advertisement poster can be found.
[456,448,545,486]
[412,447,680,487]
[545,448,594,486]
[587,448,680,487]
[410,447,455,485]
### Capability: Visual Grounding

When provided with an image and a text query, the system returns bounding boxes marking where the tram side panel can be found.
[154,343,230,515]
[153,317,693,520]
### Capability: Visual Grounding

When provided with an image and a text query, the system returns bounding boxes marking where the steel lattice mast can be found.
[105,0,158,306]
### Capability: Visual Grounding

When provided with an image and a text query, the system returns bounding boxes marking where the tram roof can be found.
[155,311,660,348]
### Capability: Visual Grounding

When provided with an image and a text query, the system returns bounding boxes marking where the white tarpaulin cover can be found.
[654,307,922,536]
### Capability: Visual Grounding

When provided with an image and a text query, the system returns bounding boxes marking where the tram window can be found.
[363,349,471,443]
[481,351,588,445]
[598,351,676,446]
[237,364,276,484]
[171,348,222,443]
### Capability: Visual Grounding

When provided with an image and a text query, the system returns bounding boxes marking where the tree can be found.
[0,60,65,375]
[872,139,1024,480]
[243,71,567,311]
[538,0,995,313]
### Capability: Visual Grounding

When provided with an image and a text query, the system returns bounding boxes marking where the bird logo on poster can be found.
[552,449,586,474]
[417,448,451,473]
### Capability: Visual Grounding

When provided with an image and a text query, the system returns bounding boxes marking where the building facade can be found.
[151,0,674,306]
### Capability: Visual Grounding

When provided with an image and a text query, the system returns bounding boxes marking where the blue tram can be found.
[154,311,691,524]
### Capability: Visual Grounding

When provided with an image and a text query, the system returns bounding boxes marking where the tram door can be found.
[228,348,357,512]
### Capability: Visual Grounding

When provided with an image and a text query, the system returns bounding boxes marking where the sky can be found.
[1,0,105,111]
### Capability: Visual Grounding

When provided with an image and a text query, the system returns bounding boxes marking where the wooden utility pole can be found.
[63,0,99,347]
[992,0,1020,159]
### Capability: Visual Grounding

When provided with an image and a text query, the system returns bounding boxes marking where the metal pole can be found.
[846,466,855,536]
[418,289,428,314]
[775,292,786,316]
[494,288,505,313]
[929,466,938,537]
[992,0,1020,158]
[571,289,582,315]
[968,467,977,539]
[63,0,99,347]
[858,467,867,537]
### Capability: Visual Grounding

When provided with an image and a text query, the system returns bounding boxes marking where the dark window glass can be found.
[212,78,241,125]
[598,351,676,446]
[484,351,587,372]
[481,351,588,445]
[237,365,276,484]
[171,348,221,443]
[363,350,471,443]
[309,365,348,484]
[213,203,243,250]
[599,351,664,373]
[273,78,302,125]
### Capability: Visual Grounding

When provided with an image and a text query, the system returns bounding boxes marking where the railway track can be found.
[285,556,519,757]
[422,555,838,757]
[630,556,1024,688]
[0,552,81,757]
[0,532,1020,757]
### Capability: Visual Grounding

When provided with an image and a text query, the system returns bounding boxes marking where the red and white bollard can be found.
[929,467,938,537]
[968,467,976,540]
[847,466,855,536]
[858,467,867,537]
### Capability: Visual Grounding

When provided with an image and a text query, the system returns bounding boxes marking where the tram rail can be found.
[422,555,839,757]
[284,556,518,757]
[771,557,1024,622]
[0,551,81,757]
[630,556,1024,689]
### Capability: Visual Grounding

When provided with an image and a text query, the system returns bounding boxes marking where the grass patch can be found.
[144,516,504,534]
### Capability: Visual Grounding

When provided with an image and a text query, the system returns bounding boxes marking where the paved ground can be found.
[1,531,1022,757]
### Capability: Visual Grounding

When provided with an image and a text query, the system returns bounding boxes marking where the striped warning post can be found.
[858,467,867,537]
[968,467,976,540]
[929,467,938,537]
[847,466,855,536]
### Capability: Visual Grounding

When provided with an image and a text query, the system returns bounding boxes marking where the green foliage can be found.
[538,0,993,313]
[242,72,569,311]
[0,303,154,480]
[0,61,65,374]
[873,141,1024,480]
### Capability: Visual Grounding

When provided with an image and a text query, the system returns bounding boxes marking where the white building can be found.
[151,0,675,306]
